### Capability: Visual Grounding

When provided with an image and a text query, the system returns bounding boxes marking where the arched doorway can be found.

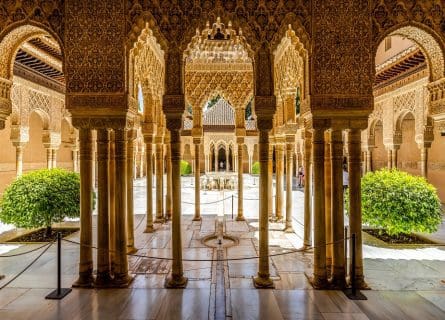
[217,146,226,171]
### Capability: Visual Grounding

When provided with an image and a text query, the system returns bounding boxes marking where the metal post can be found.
[45,233,72,299]
[344,226,348,276]
[231,194,234,220]
[343,232,366,300]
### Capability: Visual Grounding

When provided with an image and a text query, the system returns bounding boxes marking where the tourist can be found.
[298,166,304,187]
[343,165,349,193]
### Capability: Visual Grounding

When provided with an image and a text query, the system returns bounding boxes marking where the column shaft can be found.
[268,145,273,218]
[95,129,111,286]
[391,149,398,169]
[387,149,392,169]
[109,132,116,273]
[324,132,332,271]
[330,130,345,287]
[144,140,154,232]
[16,145,23,176]
[285,142,293,232]
[46,148,52,169]
[303,131,313,247]
[421,147,428,179]
[126,134,136,253]
[253,130,274,288]
[312,128,327,288]
[275,144,284,220]
[73,128,94,287]
[237,142,245,221]
[165,129,187,288]
[193,142,201,221]
[366,150,372,173]
[348,129,366,288]
[51,149,57,168]
[155,143,164,222]
[166,144,173,220]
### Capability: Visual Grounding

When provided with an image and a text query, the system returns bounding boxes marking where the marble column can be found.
[112,129,132,287]
[15,145,24,176]
[387,148,392,169]
[166,137,173,220]
[95,129,112,286]
[126,129,137,254]
[237,139,245,221]
[155,142,164,222]
[51,148,57,168]
[254,129,274,288]
[366,149,372,173]
[139,147,145,178]
[312,128,328,288]
[275,143,284,220]
[46,148,52,169]
[348,129,366,288]
[109,132,116,273]
[193,139,202,221]
[284,138,294,232]
[73,128,94,288]
[72,147,79,172]
[330,130,345,288]
[324,131,332,271]
[303,130,313,247]
[165,126,187,288]
[268,144,273,218]
[144,136,154,233]
[225,148,229,172]
[391,148,398,169]
[420,147,428,179]
[215,151,218,172]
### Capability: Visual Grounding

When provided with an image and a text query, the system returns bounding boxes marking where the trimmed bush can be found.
[0,168,80,236]
[346,169,442,236]
[180,160,192,176]
[252,161,260,174]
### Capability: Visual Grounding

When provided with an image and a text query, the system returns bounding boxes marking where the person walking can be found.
[298,166,304,188]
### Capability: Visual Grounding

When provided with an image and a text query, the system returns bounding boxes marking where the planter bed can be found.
[6,227,79,243]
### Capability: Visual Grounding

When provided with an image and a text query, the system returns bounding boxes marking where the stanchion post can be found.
[231,194,234,220]
[46,232,72,300]
[343,232,366,300]
[344,226,348,276]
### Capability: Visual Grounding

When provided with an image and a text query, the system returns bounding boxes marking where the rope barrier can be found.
[0,239,55,290]
[0,241,53,258]
[182,196,232,205]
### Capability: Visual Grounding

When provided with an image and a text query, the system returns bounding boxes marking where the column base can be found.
[111,273,134,288]
[348,276,369,290]
[309,275,329,289]
[192,216,202,222]
[166,212,172,220]
[329,275,347,290]
[283,225,294,233]
[144,226,155,233]
[253,274,275,289]
[127,246,138,254]
[164,274,188,288]
[235,215,245,221]
[94,272,113,288]
[154,218,165,224]
[72,271,94,288]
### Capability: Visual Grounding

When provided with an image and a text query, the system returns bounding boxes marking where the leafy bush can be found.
[180,160,192,176]
[252,162,260,174]
[346,169,442,236]
[0,168,80,236]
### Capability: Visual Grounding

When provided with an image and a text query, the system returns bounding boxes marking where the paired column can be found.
[165,125,187,288]
[312,128,328,288]
[324,131,333,272]
[155,141,164,222]
[95,129,112,286]
[165,140,173,220]
[73,128,94,287]
[15,144,24,176]
[253,128,274,288]
[112,129,132,287]
[126,129,137,253]
[275,143,284,220]
[267,144,274,218]
[51,148,57,168]
[420,146,429,179]
[330,130,346,288]
[109,131,116,273]
[365,149,372,173]
[193,138,202,221]
[303,130,313,247]
[46,148,52,169]
[391,148,398,169]
[144,135,154,233]
[236,138,245,221]
[348,129,366,288]
[284,137,294,232]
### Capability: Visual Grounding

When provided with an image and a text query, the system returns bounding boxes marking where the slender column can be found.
[312,128,328,288]
[144,136,154,233]
[348,129,366,288]
[126,130,137,253]
[303,131,313,247]
[324,131,332,271]
[165,126,188,288]
[193,139,202,221]
[139,147,145,178]
[253,129,274,288]
[95,129,112,286]
[391,148,398,169]
[420,147,429,179]
[15,145,24,176]
[275,143,284,220]
[155,142,164,222]
[330,130,345,288]
[215,152,218,172]
[366,149,372,173]
[72,147,79,172]
[46,148,52,169]
[51,148,57,168]
[236,139,245,221]
[268,144,273,218]
[387,149,392,169]
[73,128,94,287]
[112,128,132,287]
[284,138,294,232]
[166,138,173,220]
[225,148,229,172]
[109,132,116,273]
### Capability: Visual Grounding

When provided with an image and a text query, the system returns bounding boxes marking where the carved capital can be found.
[163,94,185,118]
[428,78,445,120]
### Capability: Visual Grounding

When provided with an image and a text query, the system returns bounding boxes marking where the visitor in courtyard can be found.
[343,165,349,193]
[298,166,304,187]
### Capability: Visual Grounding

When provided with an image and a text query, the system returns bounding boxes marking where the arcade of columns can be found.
[1,0,445,291]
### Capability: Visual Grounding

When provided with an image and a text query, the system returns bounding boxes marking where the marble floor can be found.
[0,175,444,319]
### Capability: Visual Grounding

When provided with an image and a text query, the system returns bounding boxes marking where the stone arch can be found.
[0,23,64,81]
[374,23,445,82]
[270,13,311,56]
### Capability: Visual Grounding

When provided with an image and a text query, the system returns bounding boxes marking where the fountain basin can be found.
[201,234,239,248]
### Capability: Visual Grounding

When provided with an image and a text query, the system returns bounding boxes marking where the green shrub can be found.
[346,169,442,236]
[251,162,260,174]
[0,168,80,236]
[180,160,192,176]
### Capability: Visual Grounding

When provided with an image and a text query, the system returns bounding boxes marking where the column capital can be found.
[141,122,156,136]
[191,127,203,137]
[163,94,185,120]
[236,136,245,145]
[193,137,202,145]
[127,128,137,141]
[255,95,276,121]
